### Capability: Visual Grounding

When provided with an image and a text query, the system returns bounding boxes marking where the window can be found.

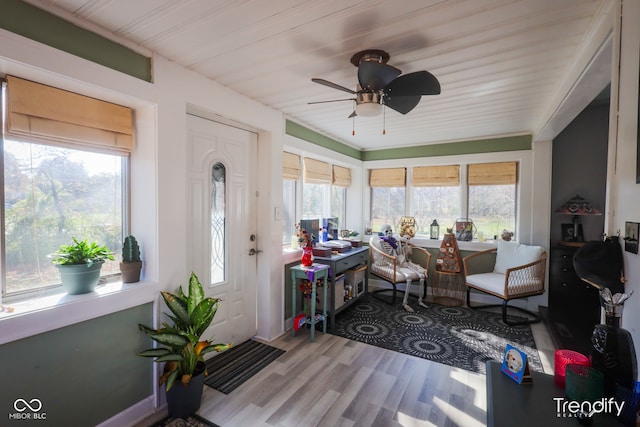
[370,162,518,240]
[210,162,225,285]
[412,165,461,238]
[370,168,406,232]
[330,165,349,232]
[282,179,297,245]
[2,141,124,295]
[330,186,346,233]
[1,76,132,297]
[468,162,517,238]
[282,153,351,246]
[282,152,300,245]
[301,157,331,231]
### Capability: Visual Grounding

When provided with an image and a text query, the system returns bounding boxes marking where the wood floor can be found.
[138,319,556,427]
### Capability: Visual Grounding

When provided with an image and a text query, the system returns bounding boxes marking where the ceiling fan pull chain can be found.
[382,106,386,135]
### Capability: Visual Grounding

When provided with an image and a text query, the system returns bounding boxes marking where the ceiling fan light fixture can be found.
[356,101,383,117]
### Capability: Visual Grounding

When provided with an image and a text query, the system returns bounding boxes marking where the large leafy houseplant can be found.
[138,272,231,392]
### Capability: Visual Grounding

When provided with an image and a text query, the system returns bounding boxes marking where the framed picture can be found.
[624,221,639,254]
[561,223,583,242]
[340,229,350,238]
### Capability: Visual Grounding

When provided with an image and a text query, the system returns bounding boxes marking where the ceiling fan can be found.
[310,49,441,119]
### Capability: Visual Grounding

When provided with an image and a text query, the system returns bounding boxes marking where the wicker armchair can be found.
[369,235,431,310]
[463,242,547,325]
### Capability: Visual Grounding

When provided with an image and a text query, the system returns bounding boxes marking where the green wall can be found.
[0,0,152,81]
[286,119,531,160]
[0,304,153,427]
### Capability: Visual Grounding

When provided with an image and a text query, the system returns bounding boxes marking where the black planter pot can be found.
[166,362,206,419]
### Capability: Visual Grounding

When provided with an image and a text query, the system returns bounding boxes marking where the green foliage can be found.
[137,272,231,391]
[49,237,114,266]
[122,235,141,263]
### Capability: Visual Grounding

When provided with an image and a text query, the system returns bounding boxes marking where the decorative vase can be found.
[301,246,314,266]
[120,261,142,283]
[591,314,638,397]
[166,362,206,419]
[56,261,104,294]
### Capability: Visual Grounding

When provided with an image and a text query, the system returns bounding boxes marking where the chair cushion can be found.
[494,241,544,274]
[466,272,507,296]
[370,263,422,283]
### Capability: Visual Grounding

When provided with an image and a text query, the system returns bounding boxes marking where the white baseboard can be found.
[96,395,162,427]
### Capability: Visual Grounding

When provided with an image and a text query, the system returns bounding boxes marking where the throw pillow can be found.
[494,241,544,274]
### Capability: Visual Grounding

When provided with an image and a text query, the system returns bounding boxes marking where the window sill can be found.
[407,236,498,251]
[283,247,302,264]
[0,280,158,345]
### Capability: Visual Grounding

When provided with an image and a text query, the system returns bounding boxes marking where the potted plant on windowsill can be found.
[138,272,231,419]
[120,234,142,283]
[49,237,114,295]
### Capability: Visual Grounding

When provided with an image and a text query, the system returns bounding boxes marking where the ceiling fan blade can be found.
[308,98,355,105]
[358,61,401,92]
[348,110,357,118]
[384,70,441,96]
[384,94,421,115]
[311,78,356,94]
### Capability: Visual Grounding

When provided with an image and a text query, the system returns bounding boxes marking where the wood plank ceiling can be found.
[24,0,610,150]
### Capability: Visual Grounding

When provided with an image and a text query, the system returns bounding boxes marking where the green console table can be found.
[290,263,329,342]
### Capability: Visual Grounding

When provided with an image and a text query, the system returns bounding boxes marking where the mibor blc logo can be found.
[9,398,47,420]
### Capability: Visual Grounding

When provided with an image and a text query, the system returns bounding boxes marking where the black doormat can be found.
[150,413,219,427]
[329,293,542,374]
[204,339,285,394]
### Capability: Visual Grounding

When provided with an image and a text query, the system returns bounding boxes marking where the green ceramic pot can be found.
[56,261,104,295]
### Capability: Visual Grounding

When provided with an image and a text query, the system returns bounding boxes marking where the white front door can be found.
[186,114,258,346]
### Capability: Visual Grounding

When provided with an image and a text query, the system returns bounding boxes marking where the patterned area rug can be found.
[204,339,285,394]
[329,293,542,374]
[150,414,219,427]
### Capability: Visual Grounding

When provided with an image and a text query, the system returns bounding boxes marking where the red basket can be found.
[554,349,590,388]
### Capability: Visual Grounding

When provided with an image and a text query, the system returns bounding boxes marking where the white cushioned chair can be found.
[462,241,547,325]
[369,235,431,310]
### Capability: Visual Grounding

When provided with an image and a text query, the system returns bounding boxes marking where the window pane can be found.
[302,183,327,219]
[413,186,461,238]
[330,186,346,233]
[282,179,296,245]
[3,140,123,295]
[468,184,516,239]
[370,187,405,232]
[210,162,226,285]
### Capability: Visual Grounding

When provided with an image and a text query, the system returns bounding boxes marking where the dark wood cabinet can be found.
[547,244,601,354]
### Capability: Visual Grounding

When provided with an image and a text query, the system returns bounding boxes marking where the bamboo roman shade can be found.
[412,165,460,187]
[369,168,406,187]
[283,152,301,180]
[303,157,331,184]
[332,165,351,187]
[5,75,134,154]
[468,162,517,185]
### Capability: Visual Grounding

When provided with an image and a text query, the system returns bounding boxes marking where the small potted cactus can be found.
[120,234,142,283]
